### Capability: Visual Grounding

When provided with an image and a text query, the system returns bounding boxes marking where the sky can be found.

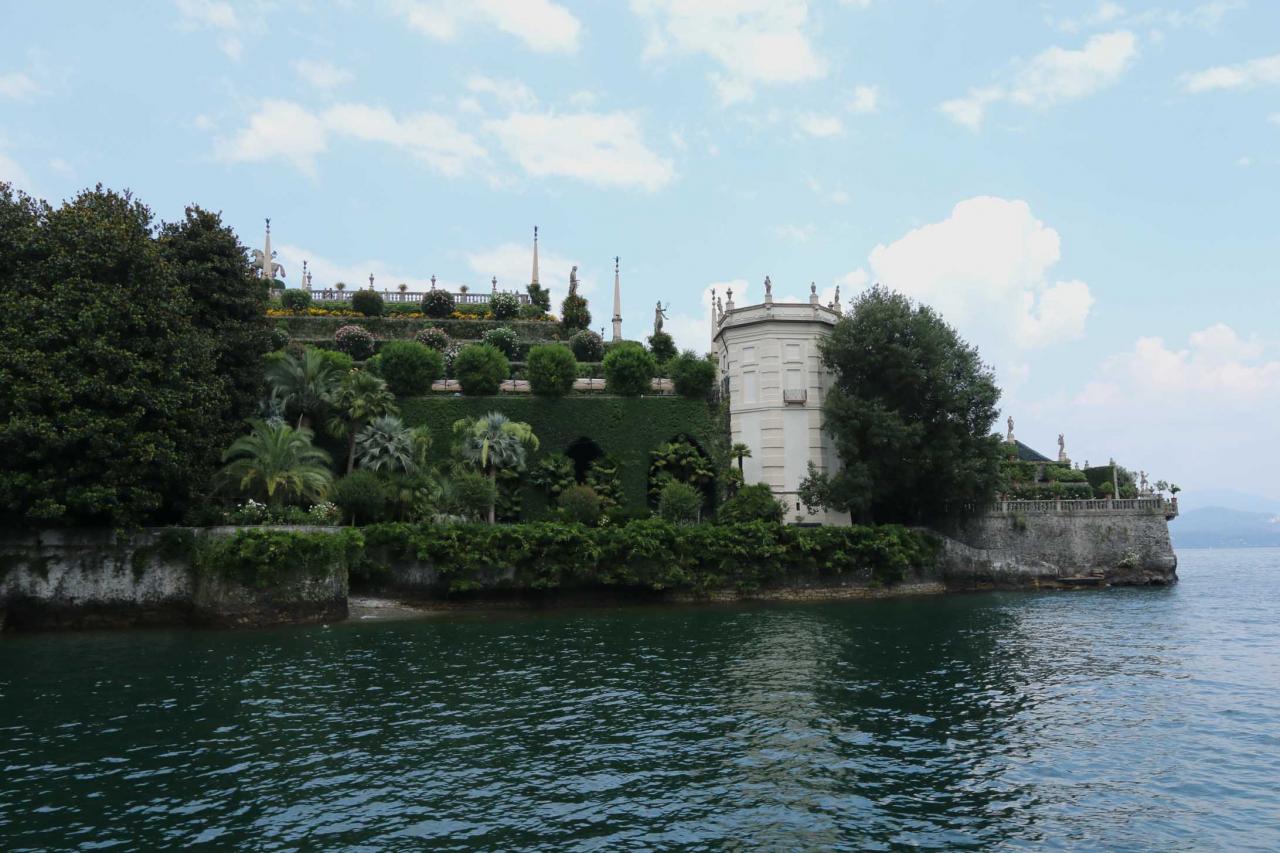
[2,0,1278,501]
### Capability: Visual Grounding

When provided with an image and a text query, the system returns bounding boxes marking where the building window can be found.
[744,371,759,403]
[784,343,801,362]
[742,345,756,364]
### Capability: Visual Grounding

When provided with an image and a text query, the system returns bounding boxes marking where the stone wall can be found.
[939,507,1178,589]
[0,528,347,630]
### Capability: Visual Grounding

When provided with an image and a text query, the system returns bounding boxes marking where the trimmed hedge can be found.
[277,315,562,344]
[360,520,938,592]
[194,527,364,589]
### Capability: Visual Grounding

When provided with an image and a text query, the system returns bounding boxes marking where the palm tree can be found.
[266,349,341,429]
[731,442,753,474]
[356,415,425,473]
[453,412,540,523]
[220,420,334,509]
[328,370,398,474]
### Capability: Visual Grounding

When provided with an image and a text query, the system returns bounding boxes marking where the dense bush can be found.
[415,327,451,352]
[647,332,677,364]
[332,470,387,524]
[454,344,510,395]
[281,289,312,311]
[658,481,702,524]
[377,340,443,396]
[526,344,577,397]
[481,326,519,358]
[569,329,605,361]
[351,289,385,317]
[669,350,717,399]
[490,292,520,320]
[603,342,656,397]
[334,325,376,360]
[269,323,290,351]
[718,483,784,524]
[451,469,497,521]
[526,281,551,313]
[558,484,602,526]
[561,290,591,333]
[314,347,355,375]
[421,289,455,318]
[194,527,363,589]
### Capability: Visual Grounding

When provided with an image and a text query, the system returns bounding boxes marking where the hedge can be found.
[361,520,938,592]
[398,396,721,513]
[276,315,562,344]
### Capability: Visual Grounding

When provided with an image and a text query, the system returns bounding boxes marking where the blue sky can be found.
[2,0,1278,499]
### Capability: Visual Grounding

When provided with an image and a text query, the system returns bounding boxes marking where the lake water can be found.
[2,549,1278,851]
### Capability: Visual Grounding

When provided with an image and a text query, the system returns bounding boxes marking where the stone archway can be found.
[648,433,717,510]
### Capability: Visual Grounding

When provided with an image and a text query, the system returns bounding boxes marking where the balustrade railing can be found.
[987,497,1178,517]
[305,289,530,305]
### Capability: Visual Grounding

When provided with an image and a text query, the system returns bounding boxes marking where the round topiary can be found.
[603,341,656,397]
[281,289,312,311]
[481,326,519,358]
[647,331,677,364]
[269,323,290,351]
[453,343,509,395]
[351,289,385,317]
[376,340,444,396]
[334,325,376,361]
[559,484,602,526]
[333,470,387,525]
[569,329,604,362]
[561,292,591,333]
[490,292,520,320]
[414,327,451,352]
[526,344,577,397]
[421,289,455,318]
[669,350,717,399]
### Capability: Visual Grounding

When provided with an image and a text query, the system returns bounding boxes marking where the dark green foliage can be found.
[558,484,602,526]
[647,331,677,363]
[415,326,451,352]
[350,289,384,317]
[658,481,702,523]
[718,483,784,524]
[603,342,656,397]
[451,469,497,521]
[334,324,376,360]
[281,289,312,311]
[569,329,604,361]
[586,455,623,507]
[362,520,937,591]
[421,289,455,318]
[377,340,443,396]
[194,527,363,589]
[490,292,520,320]
[332,471,387,525]
[0,185,226,527]
[649,440,715,503]
[454,344,510,395]
[314,348,355,375]
[526,344,577,397]
[278,315,558,347]
[526,281,551,312]
[530,453,575,500]
[818,286,1002,524]
[270,323,290,351]
[561,291,591,333]
[481,326,519,358]
[669,350,717,399]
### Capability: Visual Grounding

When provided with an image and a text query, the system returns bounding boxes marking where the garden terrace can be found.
[274,315,563,347]
[307,288,530,305]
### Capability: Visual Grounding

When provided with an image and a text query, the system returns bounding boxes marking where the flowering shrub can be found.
[307,501,342,525]
[334,324,376,360]
[422,289,455,318]
[481,326,519,358]
[415,327,451,352]
[442,342,463,376]
[225,499,272,525]
[569,329,604,361]
[490,292,520,320]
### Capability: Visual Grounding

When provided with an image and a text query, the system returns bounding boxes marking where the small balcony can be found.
[783,388,807,405]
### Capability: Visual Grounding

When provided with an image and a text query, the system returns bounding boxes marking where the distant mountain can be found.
[1172,506,1280,549]
[1176,489,1280,515]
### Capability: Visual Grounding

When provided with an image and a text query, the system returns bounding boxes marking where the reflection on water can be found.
[1,549,1278,851]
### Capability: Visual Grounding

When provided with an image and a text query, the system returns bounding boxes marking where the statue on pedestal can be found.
[1058,433,1066,462]
[654,300,668,334]
[1006,416,1015,443]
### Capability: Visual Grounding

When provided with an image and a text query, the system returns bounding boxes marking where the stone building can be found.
[712,281,846,524]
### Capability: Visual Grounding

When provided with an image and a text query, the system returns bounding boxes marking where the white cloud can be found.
[174,0,242,59]
[293,60,352,90]
[1051,1,1125,34]
[848,84,879,114]
[467,75,539,110]
[942,31,1137,129]
[0,72,40,99]
[1182,53,1280,93]
[274,243,454,293]
[771,223,816,243]
[396,0,582,53]
[1271,113,1280,126]
[836,268,869,291]
[867,197,1094,366]
[484,111,674,191]
[0,149,31,191]
[216,100,329,176]
[797,113,844,137]
[48,157,73,176]
[466,240,594,312]
[631,0,825,105]
[324,103,487,177]
[664,278,749,353]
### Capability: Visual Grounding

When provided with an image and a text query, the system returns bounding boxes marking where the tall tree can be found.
[452,412,539,524]
[219,420,333,508]
[266,348,341,429]
[816,286,1002,525]
[327,370,398,474]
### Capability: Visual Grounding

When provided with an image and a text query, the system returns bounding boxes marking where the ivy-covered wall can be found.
[399,396,725,512]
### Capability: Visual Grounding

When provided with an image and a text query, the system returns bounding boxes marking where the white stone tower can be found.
[611,256,623,342]
[712,279,845,524]
[530,226,540,288]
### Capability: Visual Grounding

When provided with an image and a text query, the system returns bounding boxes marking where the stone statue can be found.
[1006,416,1015,443]
[249,249,285,280]
[1140,471,1149,491]
[716,295,724,319]
[764,275,772,297]
[569,265,579,295]
[654,300,668,334]
[810,282,817,295]
[1058,433,1066,461]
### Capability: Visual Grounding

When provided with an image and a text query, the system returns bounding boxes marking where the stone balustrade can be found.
[987,497,1178,519]
[305,289,531,305]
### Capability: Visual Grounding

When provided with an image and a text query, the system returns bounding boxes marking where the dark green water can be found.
[2,549,1278,851]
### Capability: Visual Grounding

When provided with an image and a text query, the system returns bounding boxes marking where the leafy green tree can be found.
[818,286,1002,524]
[327,370,398,474]
[454,343,509,395]
[448,469,498,522]
[647,331,677,363]
[332,470,387,525]
[658,481,702,524]
[559,484,602,526]
[452,412,540,524]
[530,453,576,500]
[560,288,591,333]
[0,185,225,526]
[266,347,341,429]
[356,415,429,473]
[669,350,717,399]
[717,483,784,524]
[527,344,577,397]
[603,341,656,396]
[351,289,384,317]
[281,289,311,311]
[526,281,551,313]
[730,442,752,474]
[219,420,334,509]
[376,340,443,396]
[649,440,715,503]
[569,330,604,361]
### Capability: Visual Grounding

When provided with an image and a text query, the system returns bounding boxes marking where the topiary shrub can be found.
[559,484,602,526]
[333,470,387,525]
[569,329,604,361]
[415,326,451,352]
[490,292,520,320]
[421,289,455,319]
[313,347,355,375]
[453,343,509,395]
[351,289,385,317]
[377,340,443,396]
[717,483,784,524]
[334,325,376,361]
[647,331,677,364]
[603,341,656,397]
[481,326,519,358]
[281,289,312,311]
[450,469,497,522]
[269,323,290,351]
[669,350,717,399]
[658,481,702,524]
[561,291,591,333]
[526,344,577,397]
[526,281,551,313]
